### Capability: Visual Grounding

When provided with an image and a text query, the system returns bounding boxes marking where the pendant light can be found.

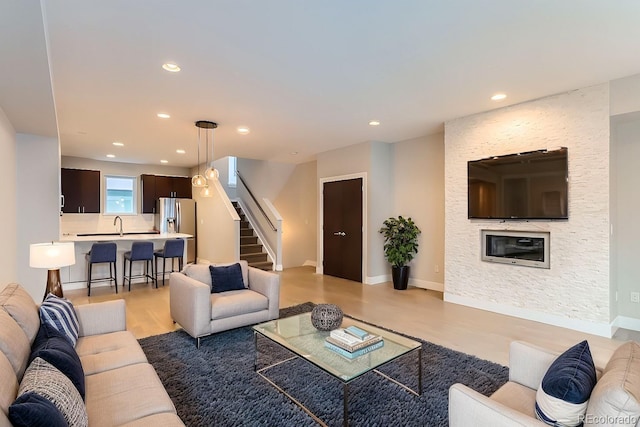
[204,120,219,181]
[192,120,217,188]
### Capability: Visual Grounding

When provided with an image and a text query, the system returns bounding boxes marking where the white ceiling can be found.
[2,1,640,167]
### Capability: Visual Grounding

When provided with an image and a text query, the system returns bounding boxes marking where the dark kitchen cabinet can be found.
[140,174,192,213]
[61,168,100,213]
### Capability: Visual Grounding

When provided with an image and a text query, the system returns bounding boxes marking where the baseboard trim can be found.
[410,279,444,292]
[444,293,613,338]
[302,260,317,268]
[365,274,389,285]
[612,315,640,333]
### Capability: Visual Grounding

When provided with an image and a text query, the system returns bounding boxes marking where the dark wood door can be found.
[323,178,363,282]
[80,170,100,213]
[154,175,173,198]
[140,174,157,213]
[61,168,100,213]
[172,177,192,198]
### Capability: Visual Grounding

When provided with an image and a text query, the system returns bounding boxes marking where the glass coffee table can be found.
[253,313,422,426]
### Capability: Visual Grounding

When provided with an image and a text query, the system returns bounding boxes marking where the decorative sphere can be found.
[311,304,343,331]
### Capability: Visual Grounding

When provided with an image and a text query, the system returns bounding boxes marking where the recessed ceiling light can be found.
[237,126,250,135]
[160,160,168,164]
[369,120,381,126]
[290,151,298,155]
[157,113,170,119]
[176,149,186,154]
[491,93,507,101]
[106,154,115,158]
[162,63,181,72]
[112,141,124,147]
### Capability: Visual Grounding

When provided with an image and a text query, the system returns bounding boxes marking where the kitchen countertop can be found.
[60,232,193,242]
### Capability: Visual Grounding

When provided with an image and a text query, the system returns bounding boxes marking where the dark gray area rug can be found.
[139,303,508,426]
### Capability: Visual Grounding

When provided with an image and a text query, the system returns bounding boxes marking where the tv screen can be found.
[468,147,568,220]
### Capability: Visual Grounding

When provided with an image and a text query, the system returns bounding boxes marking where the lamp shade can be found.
[30,242,76,269]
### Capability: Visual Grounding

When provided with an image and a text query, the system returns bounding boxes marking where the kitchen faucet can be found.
[114,216,123,237]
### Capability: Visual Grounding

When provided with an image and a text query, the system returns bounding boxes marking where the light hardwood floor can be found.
[66,266,633,367]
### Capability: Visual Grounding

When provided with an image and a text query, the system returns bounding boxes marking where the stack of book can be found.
[324,326,384,359]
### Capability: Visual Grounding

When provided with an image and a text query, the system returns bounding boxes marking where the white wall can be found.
[0,108,17,289]
[194,178,239,263]
[15,133,61,300]
[444,84,612,336]
[393,133,445,291]
[611,114,640,325]
[610,73,640,116]
[275,161,317,268]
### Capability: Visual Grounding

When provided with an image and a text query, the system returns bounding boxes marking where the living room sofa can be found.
[0,283,184,427]
[449,340,640,426]
[169,261,280,348]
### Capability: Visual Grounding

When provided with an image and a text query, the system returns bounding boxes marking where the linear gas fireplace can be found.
[481,230,550,269]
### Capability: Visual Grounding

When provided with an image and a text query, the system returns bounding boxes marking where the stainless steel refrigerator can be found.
[155,198,197,264]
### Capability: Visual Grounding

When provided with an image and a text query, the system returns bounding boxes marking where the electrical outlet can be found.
[434,264,439,273]
[631,292,640,303]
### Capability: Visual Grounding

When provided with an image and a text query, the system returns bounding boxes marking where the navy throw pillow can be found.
[9,392,68,427]
[535,340,597,427]
[209,263,245,293]
[30,323,85,400]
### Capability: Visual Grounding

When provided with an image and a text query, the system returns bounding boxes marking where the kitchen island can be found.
[59,232,193,292]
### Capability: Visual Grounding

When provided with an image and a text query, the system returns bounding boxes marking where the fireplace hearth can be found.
[481,230,550,269]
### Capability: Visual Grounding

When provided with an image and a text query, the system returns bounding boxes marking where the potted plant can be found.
[379,216,421,290]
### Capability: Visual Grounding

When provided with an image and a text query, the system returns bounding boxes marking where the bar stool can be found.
[85,242,118,296]
[154,238,185,287]
[123,241,155,291]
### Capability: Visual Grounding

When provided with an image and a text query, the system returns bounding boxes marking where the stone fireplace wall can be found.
[443,84,611,336]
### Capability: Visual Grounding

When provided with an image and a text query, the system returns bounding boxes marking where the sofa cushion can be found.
[40,294,79,347]
[84,363,177,427]
[118,412,186,427]
[9,357,87,427]
[0,309,30,380]
[183,261,249,288]
[584,341,640,427]
[211,289,268,320]
[0,283,40,344]
[30,323,85,399]
[75,330,148,375]
[210,263,245,293]
[535,340,597,427]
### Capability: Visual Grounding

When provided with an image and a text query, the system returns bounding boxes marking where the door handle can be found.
[333,231,346,236]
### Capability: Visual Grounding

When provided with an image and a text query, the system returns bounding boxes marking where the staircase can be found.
[234,202,273,271]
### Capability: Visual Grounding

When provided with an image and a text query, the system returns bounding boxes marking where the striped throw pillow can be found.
[39,294,79,347]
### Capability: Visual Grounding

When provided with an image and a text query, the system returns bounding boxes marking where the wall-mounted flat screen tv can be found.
[468,147,568,220]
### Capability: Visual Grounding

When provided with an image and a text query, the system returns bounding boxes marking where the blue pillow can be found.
[9,392,68,427]
[39,294,79,347]
[30,323,85,400]
[209,263,245,293]
[535,340,597,427]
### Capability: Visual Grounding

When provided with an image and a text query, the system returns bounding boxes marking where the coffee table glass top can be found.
[253,313,421,382]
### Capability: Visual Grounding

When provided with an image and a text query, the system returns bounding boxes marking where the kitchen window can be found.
[104,175,136,214]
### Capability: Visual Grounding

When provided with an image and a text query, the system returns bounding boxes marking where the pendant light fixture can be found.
[192,120,217,188]
[204,120,219,181]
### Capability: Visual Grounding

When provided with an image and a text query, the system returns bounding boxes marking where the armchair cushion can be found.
[535,340,597,426]
[209,264,245,293]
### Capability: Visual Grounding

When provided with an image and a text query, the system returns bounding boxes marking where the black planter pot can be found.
[391,265,410,290]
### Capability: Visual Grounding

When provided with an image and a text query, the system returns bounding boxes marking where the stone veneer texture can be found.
[444,84,610,325]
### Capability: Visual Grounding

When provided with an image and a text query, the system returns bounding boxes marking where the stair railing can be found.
[236,171,283,270]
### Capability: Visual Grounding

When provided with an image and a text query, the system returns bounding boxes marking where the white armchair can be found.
[449,341,560,427]
[169,261,280,347]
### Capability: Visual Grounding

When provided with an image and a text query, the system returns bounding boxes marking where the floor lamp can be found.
[30,242,76,300]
